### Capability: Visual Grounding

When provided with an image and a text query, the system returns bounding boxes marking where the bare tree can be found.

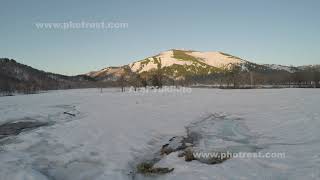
[128,74,144,91]
[155,57,163,88]
[314,71,320,88]
[118,74,126,92]
[225,64,241,88]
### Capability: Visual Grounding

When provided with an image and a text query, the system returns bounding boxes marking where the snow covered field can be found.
[0,88,320,180]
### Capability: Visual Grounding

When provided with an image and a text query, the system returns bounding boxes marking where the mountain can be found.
[129,50,244,74]
[0,58,95,94]
[87,49,292,81]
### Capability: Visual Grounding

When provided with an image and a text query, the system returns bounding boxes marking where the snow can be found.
[187,51,245,68]
[129,50,248,73]
[263,64,295,73]
[130,50,194,73]
[1,88,320,179]
[86,67,125,78]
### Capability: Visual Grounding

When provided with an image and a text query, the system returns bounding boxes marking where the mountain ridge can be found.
[87,49,316,81]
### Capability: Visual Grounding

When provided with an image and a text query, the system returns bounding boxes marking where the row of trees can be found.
[117,72,164,92]
[0,78,41,96]
[184,67,320,88]
[114,63,320,91]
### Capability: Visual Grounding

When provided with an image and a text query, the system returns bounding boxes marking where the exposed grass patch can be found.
[162,64,221,77]
[136,162,174,175]
[172,49,201,63]
[140,58,151,66]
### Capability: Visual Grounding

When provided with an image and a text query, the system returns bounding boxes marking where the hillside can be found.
[0,58,95,94]
[87,49,295,81]
[86,49,319,87]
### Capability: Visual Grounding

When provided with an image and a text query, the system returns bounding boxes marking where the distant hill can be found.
[87,49,313,81]
[86,49,319,87]
[0,58,96,95]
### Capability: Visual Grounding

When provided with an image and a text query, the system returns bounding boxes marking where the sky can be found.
[0,0,319,75]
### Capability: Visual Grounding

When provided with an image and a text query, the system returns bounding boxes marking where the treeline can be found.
[184,68,320,88]
[115,68,172,92]
[119,64,320,89]
[113,65,320,90]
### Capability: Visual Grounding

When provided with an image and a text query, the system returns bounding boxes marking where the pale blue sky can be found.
[0,0,319,75]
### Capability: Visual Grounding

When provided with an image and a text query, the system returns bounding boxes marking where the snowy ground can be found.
[0,88,320,180]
